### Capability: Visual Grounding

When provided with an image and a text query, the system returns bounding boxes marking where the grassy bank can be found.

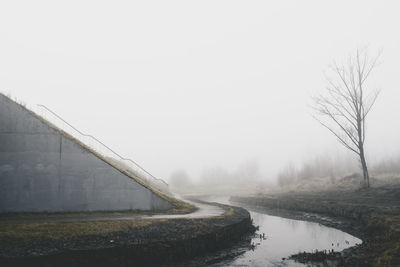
[0,203,254,266]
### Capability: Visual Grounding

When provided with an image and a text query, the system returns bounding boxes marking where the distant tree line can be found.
[277,153,400,188]
[169,160,267,195]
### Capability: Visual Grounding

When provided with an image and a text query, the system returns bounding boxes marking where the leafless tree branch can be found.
[312,49,381,188]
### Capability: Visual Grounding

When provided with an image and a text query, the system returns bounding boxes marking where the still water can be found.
[197,199,362,267]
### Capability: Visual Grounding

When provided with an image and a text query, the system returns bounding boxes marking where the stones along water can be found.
[198,199,361,267]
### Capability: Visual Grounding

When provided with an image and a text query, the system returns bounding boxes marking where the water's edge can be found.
[230,196,368,266]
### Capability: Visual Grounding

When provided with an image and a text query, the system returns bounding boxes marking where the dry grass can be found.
[0,206,234,243]
[0,219,159,242]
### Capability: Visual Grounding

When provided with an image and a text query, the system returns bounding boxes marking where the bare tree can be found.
[313,49,381,188]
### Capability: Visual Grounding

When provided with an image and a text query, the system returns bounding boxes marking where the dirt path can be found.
[0,199,224,223]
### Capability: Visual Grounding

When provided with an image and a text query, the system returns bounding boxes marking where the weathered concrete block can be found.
[0,94,172,212]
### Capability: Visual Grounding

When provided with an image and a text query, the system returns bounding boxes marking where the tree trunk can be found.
[359,147,370,188]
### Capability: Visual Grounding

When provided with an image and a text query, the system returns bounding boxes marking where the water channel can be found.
[189,197,362,267]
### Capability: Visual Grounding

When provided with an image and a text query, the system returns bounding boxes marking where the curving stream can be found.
[197,197,362,267]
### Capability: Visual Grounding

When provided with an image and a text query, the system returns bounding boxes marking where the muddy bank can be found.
[0,203,255,266]
[231,185,400,267]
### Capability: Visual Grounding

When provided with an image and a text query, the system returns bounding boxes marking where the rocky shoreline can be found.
[0,203,255,266]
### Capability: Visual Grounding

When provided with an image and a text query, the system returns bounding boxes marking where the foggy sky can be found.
[1,1,399,182]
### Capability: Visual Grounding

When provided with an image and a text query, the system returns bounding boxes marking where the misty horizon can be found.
[1,1,399,184]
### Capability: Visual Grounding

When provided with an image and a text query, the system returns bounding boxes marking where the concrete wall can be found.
[0,94,172,212]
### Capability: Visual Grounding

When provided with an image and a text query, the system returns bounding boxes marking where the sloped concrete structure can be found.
[0,93,173,212]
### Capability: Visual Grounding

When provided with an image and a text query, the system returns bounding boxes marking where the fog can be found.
[1,1,400,187]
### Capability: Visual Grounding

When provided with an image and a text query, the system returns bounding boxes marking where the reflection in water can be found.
[207,199,361,267]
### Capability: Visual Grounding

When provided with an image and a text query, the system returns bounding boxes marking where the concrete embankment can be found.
[231,187,400,267]
[0,202,255,266]
[0,92,175,212]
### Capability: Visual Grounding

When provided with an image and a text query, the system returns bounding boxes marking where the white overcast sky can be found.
[1,1,399,182]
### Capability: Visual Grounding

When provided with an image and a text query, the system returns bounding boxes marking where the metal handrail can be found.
[36,104,168,186]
